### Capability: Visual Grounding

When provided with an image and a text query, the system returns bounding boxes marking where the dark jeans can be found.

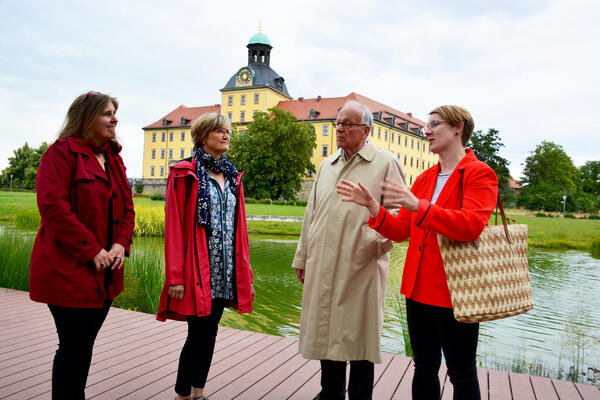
[406,298,480,400]
[48,300,112,400]
[319,359,374,400]
[175,299,226,396]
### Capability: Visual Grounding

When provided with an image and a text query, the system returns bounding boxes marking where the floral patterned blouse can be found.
[206,177,237,300]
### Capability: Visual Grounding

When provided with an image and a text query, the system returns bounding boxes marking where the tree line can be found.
[1,110,599,213]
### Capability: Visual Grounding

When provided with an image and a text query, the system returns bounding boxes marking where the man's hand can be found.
[295,268,305,284]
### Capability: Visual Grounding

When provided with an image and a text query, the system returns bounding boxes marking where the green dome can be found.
[249,32,271,46]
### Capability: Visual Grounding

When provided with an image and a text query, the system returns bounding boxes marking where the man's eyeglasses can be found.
[214,128,232,135]
[426,120,446,130]
[333,121,365,129]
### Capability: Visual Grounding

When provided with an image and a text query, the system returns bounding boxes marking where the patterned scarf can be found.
[193,147,238,227]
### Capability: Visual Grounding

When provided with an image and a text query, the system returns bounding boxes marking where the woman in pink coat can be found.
[30,91,135,399]
[156,112,254,400]
[337,105,497,400]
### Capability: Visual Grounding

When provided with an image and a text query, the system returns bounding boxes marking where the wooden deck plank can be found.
[489,369,512,400]
[1,288,598,400]
[531,375,560,399]
[372,352,411,399]
[509,372,536,400]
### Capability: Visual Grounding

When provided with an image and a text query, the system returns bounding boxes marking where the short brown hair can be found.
[429,105,474,146]
[190,113,231,148]
[58,92,121,150]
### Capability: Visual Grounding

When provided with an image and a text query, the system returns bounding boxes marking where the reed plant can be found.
[0,229,34,290]
[15,208,40,229]
[590,236,600,259]
[133,205,165,237]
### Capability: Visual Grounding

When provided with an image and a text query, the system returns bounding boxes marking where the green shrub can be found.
[535,212,548,217]
[294,200,307,206]
[565,213,576,219]
[272,200,286,205]
[588,215,600,220]
[150,193,164,201]
[135,185,143,194]
[245,198,258,204]
[259,199,271,204]
[591,237,600,259]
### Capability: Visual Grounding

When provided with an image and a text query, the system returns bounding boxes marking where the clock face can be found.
[237,68,252,85]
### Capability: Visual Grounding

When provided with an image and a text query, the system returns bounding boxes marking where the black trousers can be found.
[48,300,112,400]
[175,299,226,396]
[406,298,481,400]
[319,359,374,400]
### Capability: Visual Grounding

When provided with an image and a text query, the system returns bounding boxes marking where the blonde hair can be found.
[190,113,231,148]
[58,92,121,151]
[429,105,474,146]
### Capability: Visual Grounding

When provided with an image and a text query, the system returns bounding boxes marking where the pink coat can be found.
[156,158,253,321]
[30,137,135,308]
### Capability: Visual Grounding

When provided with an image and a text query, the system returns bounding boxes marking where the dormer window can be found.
[162,119,169,127]
[180,117,189,125]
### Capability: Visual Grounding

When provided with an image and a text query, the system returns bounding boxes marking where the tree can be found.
[1,142,49,190]
[469,129,511,202]
[579,161,600,197]
[518,141,579,211]
[228,107,316,200]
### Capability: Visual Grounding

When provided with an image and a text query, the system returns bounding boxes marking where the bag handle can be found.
[459,171,512,246]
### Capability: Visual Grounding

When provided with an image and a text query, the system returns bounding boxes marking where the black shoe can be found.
[313,394,324,400]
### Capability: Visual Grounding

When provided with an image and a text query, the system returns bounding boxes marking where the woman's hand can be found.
[168,284,185,300]
[381,179,419,211]
[92,249,114,272]
[336,180,380,217]
[251,284,256,302]
[108,243,126,270]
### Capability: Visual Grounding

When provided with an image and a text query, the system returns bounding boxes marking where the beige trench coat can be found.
[292,143,405,363]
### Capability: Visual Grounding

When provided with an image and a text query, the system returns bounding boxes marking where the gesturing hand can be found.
[336,180,380,217]
[380,179,419,212]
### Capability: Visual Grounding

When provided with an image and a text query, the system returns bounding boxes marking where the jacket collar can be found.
[329,142,376,164]
[65,136,108,181]
[171,157,244,184]
[429,148,478,207]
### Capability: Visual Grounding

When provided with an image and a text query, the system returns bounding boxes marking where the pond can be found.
[131,234,600,379]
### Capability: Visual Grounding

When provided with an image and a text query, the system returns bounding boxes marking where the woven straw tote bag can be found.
[438,189,534,323]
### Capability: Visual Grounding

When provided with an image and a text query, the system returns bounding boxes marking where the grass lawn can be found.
[2,191,599,250]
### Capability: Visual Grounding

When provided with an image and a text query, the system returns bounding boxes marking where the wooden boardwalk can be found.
[0,288,598,400]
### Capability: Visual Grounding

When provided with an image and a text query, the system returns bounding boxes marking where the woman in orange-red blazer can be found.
[337,105,497,400]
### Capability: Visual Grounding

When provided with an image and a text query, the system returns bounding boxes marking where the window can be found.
[410,176,413,185]
[241,94,246,105]
[410,157,413,167]
[168,149,173,159]
[227,112,232,121]
[191,148,194,156]
[417,142,420,151]
[150,166,155,176]
[151,149,156,159]
[307,169,313,177]
[180,148,185,158]
[384,130,388,141]
[404,155,407,166]
[370,130,373,137]
[152,132,156,142]
[160,166,165,177]
[161,132,166,142]
[391,133,394,143]
[228,95,233,106]
[322,145,328,157]
[411,139,414,149]
[240,111,245,122]
[181,131,185,141]
[161,149,165,159]
[169,132,174,142]
[404,137,407,146]
[254,93,259,104]
[377,128,381,139]
[322,125,329,136]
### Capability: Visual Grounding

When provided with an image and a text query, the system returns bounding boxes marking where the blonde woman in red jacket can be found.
[30,92,135,400]
[337,105,497,400]
[156,113,254,400]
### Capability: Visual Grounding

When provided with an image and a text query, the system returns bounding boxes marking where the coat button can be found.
[112,193,117,198]
[114,220,119,224]
[82,240,87,245]
[196,282,199,285]
[419,246,422,251]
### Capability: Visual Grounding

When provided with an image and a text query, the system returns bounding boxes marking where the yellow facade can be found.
[221,87,290,125]
[142,127,193,179]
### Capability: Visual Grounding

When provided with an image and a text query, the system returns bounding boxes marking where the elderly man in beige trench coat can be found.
[292,100,406,400]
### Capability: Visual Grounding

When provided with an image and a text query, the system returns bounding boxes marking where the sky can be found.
[1,0,598,181]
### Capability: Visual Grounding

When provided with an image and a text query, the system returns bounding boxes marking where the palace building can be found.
[141,30,437,192]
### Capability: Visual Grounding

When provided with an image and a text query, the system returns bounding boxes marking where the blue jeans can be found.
[406,298,480,400]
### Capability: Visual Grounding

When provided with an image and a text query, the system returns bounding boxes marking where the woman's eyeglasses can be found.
[214,128,232,136]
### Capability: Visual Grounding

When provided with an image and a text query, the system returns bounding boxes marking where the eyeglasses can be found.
[214,128,232,136]
[333,121,365,129]
[426,120,446,130]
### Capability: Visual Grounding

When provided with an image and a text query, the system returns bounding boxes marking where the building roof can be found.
[277,92,427,136]
[249,32,271,46]
[508,178,522,189]
[222,64,290,97]
[143,104,221,129]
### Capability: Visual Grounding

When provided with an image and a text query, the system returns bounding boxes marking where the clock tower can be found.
[221,30,291,126]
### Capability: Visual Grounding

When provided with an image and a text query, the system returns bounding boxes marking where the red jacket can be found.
[156,158,253,321]
[369,149,498,308]
[30,137,135,308]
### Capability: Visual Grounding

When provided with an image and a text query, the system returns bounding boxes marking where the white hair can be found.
[343,100,373,129]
